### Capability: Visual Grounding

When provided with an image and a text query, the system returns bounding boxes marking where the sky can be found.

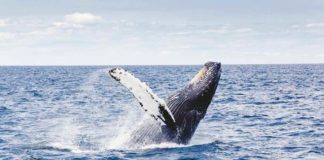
[0,0,324,65]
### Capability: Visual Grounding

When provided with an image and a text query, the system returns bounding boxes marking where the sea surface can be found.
[0,65,323,159]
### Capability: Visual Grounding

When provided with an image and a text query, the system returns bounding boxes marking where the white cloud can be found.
[64,12,103,25]
[52,12,103,29]
[0,32,15,40]
[306,22,324,28]
[168,31,192,36]
[0,19,9,27]
[235,28,253,33]
[52,22,83,29]
[200,28,227,34]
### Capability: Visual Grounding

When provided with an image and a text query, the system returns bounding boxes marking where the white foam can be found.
[141,142,186,150]
[46,117,85,153]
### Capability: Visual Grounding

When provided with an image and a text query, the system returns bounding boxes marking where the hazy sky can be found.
[0,0,324,65]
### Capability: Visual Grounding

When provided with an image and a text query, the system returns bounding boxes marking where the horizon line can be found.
[0,63,323,67]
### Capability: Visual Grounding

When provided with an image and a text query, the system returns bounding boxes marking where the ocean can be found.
[0,65,323,159]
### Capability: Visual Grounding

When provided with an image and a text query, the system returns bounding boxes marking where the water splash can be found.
[42,68,148,153]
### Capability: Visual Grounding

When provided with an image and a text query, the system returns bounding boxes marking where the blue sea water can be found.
[0,65,323,159]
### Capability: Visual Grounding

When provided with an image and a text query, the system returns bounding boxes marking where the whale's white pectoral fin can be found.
[109,68,176,130]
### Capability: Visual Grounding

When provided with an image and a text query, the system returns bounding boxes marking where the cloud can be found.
[235,28,253,33]
[200,28,227,34]
[52,12,103,29]
[52,22,83,29]
[199,26,228,34]
[0,32,15,40]
[0,19,9,27]
[306,22,324,28]
[64,12,103,25]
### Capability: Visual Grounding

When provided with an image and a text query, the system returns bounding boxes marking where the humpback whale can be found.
[108,62,221,147]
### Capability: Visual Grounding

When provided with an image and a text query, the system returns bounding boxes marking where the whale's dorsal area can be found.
[109,68,176,130]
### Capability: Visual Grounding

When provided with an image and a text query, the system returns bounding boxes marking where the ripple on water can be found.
[0,106,11,113]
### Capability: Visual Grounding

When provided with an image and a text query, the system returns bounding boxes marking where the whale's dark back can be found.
[166,62,221,144]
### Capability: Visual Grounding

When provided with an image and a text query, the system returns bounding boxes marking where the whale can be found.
[108,62,221,147]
